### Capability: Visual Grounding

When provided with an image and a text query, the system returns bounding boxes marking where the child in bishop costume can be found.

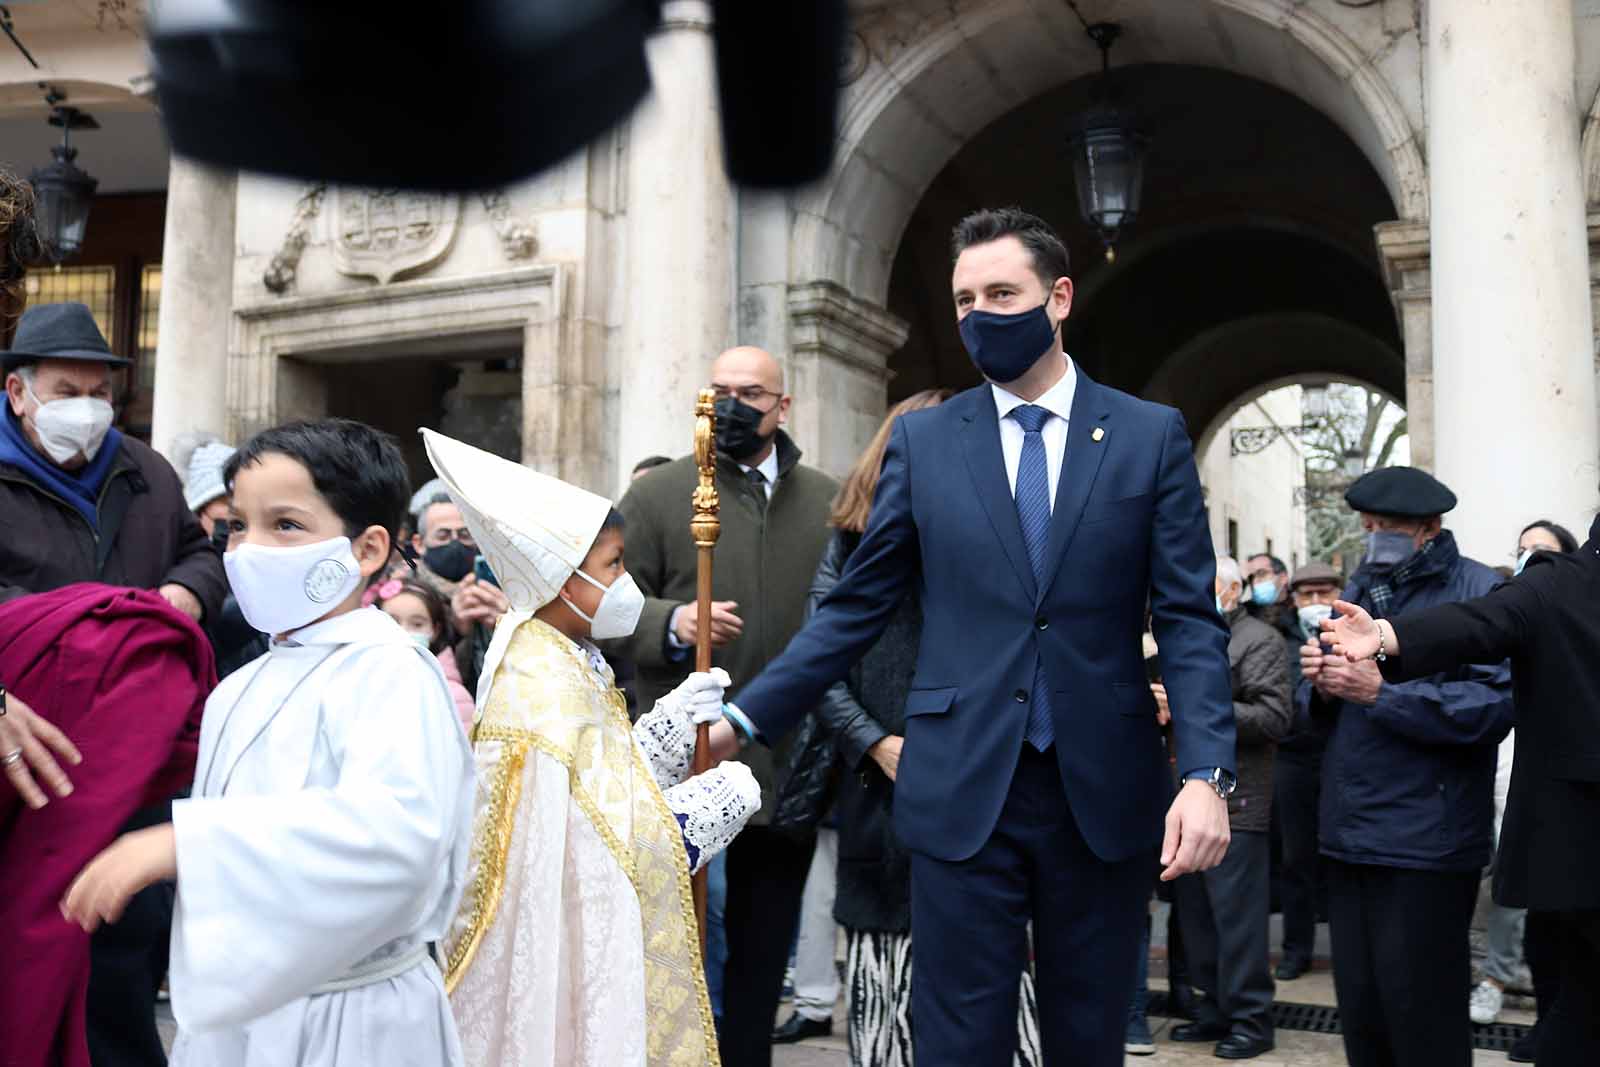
[62,419,476,1067]
[422,428,761,1067]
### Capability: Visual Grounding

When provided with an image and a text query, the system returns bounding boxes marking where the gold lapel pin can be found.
[1091,427,1105,443]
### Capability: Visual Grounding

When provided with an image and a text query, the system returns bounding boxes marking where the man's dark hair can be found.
[416,492,457,537]
[224,418,411,545]
[632,455,672,475]
[1248,552,1288,577]
[951,207,1071,289]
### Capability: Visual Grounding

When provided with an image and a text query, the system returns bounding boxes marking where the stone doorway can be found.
[286,349,522,487]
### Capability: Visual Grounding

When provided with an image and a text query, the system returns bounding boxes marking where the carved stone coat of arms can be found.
[332,187,460,284]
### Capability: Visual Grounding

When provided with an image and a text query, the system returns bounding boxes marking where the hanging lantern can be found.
[29,105,100,265]
[1067,22,1147,263]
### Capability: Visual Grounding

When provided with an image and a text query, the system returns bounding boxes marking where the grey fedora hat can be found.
[1,302,131,370]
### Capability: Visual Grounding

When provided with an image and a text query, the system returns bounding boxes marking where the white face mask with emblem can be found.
[224,536,362,635]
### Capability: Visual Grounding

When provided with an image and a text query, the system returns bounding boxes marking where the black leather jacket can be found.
[808,528,923,932]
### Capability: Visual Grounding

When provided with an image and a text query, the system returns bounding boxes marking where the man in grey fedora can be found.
[0,301,224,1067]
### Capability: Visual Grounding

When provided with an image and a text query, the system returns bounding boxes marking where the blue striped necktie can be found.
[1008,404,1055,751]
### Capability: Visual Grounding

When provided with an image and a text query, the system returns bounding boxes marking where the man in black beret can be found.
[1297,467,1513,1067]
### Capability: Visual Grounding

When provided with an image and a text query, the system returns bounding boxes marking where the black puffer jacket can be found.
[1222,605,1294,833]
[1251,600,1322,757]
[808,529,922,933]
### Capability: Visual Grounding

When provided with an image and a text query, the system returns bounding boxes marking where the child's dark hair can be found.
[224,419,411,547]
[373,578,457,654]
[600,507,625,534]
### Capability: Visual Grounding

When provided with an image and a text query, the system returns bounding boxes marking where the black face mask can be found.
[714,396,776,463]
[423,540,475,583]
[210,522,230,556]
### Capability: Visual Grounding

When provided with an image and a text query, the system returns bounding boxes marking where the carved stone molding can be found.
[480,191,538,261]
[787,280,909,378]
[231,265,561,448]
[262,183,326,295]
[330,187,460,285]
[785,280,911,477]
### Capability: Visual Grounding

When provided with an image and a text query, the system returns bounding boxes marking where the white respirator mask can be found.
[225,536,363,635]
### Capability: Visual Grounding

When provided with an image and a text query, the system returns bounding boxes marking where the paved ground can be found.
[767,969,1534,1065]
[155,969,1533,1066]
[156,911,1538,1066]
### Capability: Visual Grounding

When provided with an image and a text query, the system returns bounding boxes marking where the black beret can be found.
[1344,466,1457,518]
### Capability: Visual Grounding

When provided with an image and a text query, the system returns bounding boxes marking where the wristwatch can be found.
[1185,767,1237,799]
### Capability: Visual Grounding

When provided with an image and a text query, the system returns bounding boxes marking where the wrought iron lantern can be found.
[1068,22,1146,263]
[29,104,100,265]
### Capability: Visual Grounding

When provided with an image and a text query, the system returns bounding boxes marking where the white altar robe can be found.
[445,615,720,1067]
[166,607,475,1067]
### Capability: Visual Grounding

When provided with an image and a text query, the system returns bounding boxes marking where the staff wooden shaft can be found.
[690,388,721,950]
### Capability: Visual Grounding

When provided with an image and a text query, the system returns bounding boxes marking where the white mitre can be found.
[420,428,614,612]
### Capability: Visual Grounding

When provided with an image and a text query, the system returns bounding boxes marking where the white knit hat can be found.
[420,428,614,612]
[184,440,236,512]
[408,477,448,522]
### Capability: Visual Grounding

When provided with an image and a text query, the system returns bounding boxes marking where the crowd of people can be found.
[0,203,1591,1067]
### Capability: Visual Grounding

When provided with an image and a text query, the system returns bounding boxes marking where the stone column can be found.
[150,158,237,459]
[1428,0,1598,562]
[786,282,909,479]
[617,0,733,485]
[1375,220,1434,474]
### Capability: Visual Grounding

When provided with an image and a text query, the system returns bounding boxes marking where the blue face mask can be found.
[1363,529,1418,568]
[1248,580,1278,607]
[958,303,1058,384]
[1514,549,1534,576]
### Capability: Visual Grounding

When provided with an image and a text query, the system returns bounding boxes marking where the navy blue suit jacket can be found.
[736,372,1236,864]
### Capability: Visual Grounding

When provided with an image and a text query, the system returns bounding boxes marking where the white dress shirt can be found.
[739,449,779,501]
[991,356,1077,510]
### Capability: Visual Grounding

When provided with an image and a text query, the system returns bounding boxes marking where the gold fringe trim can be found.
[443,738,527,995]
[444,619,719,1064]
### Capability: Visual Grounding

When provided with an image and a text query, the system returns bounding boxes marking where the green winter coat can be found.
[617,431,837,824]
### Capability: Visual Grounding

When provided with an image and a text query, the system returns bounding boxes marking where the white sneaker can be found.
[1469,979,1503,1025]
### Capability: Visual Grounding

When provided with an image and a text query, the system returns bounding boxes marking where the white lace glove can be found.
[633,668,731,790]
[662,761,761,875]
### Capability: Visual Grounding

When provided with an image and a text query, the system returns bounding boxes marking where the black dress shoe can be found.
[1214,1034,1275,1059]
[1169,1022,1229,1043]
[1507,1023,1538,1063]
[1274,957,1309,981]
[771,1012,833,1044]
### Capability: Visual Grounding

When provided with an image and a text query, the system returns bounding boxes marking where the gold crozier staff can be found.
[689,387,721,942]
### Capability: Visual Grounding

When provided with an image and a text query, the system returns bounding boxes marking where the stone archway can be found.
[788,0,1425,308]
[1171,318,1406,462]
[766,0,1426,474]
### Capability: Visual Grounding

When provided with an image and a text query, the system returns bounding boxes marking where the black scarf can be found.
[1356,530,1458,617]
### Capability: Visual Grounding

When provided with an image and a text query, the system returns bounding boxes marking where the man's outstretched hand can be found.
[1159,778,1230,882]
[0,689,81,809]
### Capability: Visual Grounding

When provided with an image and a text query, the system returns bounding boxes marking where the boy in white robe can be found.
[62,418,475,1067]
[420,428,761,1067]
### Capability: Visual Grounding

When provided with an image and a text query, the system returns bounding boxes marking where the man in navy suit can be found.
[712,207,1238,1066]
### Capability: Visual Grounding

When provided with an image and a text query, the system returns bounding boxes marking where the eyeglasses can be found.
[710,383,781,408]
[425,526,476,546]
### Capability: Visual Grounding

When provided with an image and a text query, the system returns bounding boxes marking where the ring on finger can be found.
[2,748,23,767]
